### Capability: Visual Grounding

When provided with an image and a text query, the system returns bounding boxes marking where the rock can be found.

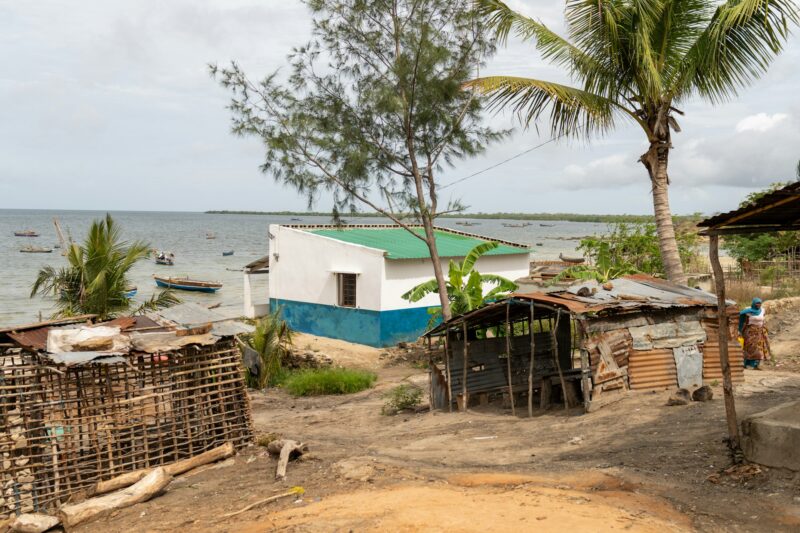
[8,512,60,533]
[334,458,377,482]
[692,385,714,402]
[666,388,691,406]
[602,282,614,291]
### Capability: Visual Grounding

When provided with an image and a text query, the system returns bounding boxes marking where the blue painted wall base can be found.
[270,299,438,347]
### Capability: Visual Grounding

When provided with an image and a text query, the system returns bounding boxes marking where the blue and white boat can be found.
[153,275,222,293]
[124,286,138,298]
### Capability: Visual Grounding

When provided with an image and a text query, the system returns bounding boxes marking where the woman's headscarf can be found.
[738,297,763,332]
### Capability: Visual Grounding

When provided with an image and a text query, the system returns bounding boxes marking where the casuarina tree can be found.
[211,0,506,320]
[469,0,799,283]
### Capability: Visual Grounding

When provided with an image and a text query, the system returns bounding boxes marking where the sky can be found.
[1,0,798,216]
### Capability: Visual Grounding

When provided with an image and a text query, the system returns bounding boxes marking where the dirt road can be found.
[77,335,800,532]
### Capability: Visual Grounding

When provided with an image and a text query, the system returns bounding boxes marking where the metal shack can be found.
[0,304,254,517]
[425,275,744,413]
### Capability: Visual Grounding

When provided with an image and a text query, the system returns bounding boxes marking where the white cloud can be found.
[735,112,789,133]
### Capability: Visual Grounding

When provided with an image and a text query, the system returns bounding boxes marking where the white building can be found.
[253,224,530,347]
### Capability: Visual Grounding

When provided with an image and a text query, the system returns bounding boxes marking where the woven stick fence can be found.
[0,338,253,517]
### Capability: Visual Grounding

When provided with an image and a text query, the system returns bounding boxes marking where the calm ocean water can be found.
[0,210,606,327]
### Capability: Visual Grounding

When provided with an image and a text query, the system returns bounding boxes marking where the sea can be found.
[0,209,610,327]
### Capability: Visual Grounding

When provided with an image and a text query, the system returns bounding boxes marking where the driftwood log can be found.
[8,513,60,533]
[59,468,172,530]
[267,440,308,480]
[92,442,234,495]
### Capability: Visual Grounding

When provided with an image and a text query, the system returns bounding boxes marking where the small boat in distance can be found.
[290,217,302,221]
[222,250,234,256]
[540,223,555,227]
[559,253,585,264]
[20,245,52,253]
[154,250,175,266]
[535,243,544,247]
[14,230,39,237]
[455,221,479,227]
[154,276,222,293]
[206,232,216,239]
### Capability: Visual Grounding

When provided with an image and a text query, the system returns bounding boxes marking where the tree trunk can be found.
[420,212,453,321]
[641,139,687,284]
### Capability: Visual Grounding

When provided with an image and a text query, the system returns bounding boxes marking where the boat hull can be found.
[155,278,222,293]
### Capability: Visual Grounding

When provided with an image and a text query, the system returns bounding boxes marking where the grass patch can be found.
[382,384,423,415]
[283,368,377,396]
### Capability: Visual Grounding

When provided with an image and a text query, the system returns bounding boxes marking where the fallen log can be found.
[8,513,60,533]
[267,440,308,480]
[92,442,234,495]
[59,467,172,530]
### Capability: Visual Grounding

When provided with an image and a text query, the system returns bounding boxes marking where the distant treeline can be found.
[206,210,702,224]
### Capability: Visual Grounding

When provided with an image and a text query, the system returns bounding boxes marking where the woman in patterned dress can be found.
[738,298,770,369]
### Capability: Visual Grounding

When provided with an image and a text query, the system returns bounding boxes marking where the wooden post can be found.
[428,345,434,414]
[577,320,592,411]
[551,310,569,410]
[461,321,469,412]
[527,301,535,418]
[709,234,741,453]
[444,330,452,412]
[505,301,515,416]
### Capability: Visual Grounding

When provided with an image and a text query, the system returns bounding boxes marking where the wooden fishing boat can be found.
[559,253,585,264]
[290,218,302,221]
[222,250,234,256]
[153,276,222,293]
[14,230,39,237]
[20,245,52,253]
[124,286,138,298]
[539,223,555,227]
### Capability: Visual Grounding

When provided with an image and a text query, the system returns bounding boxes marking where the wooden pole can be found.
[461,321,468,412]
[551,310,569,410]
[709,234,741,454]
[528,301,535,418]
[444,330,452,412]
[505,301,515,416]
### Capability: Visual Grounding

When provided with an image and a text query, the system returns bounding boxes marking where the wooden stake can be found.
[220,487,304,520]
[505,301,515,416]
[709,234,741,453]
[528,301,535,418]
[444,330,452,412]
[461,321,468,412]
[551,310,569,410]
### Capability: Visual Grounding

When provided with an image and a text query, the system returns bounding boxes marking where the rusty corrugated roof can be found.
[698,181,800,233]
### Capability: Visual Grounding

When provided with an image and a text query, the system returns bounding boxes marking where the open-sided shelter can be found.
[425,275,742,414]
[698,180,800,452]
[0,304,254,517]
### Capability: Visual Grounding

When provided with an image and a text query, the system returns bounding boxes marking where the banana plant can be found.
[402,242,519,318]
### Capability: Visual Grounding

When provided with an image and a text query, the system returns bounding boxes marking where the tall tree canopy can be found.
[212,0,505,320]
[470,0,799,283]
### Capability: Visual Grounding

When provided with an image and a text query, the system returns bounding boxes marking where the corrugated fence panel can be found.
[628,348,677,390]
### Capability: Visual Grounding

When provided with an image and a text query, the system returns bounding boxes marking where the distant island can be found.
[205,210,702,224]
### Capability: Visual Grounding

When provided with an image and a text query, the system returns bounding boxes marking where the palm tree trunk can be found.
[641,141,687,284]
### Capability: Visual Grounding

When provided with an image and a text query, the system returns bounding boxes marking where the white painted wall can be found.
[381,254,531,311]
[268,225,385,312]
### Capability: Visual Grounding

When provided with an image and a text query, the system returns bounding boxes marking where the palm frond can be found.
[401,279,441,302]
[465,76,619,138]
[132,290,181,315]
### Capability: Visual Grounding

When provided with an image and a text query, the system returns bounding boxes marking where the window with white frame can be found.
[337,273,357,307]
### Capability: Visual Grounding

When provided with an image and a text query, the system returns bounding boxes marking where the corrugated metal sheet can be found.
[701,321,745,385]
[629,349,678,390]
[308,227,529,260]
[698,181,800,231]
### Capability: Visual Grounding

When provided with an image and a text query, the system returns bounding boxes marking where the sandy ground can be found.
[73,330,800,533]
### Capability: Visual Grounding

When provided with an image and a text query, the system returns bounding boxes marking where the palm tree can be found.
[402,241,519,316]
[31,214,178,319]
[243,309,293,389]
[469,0,799,284]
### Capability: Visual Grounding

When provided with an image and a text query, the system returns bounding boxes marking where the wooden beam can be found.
[707,194,798,229]
[461,321,468,412]
[528,301,535,418]
[709,234,742,456]
[505,301,515,416]
[551,310,569,410]
[701,224,800,236]
[444,330,452,413]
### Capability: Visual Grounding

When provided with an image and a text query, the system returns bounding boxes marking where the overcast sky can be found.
[1,0,798,215]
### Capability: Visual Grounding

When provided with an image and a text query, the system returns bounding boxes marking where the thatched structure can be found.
[0,306,253,517]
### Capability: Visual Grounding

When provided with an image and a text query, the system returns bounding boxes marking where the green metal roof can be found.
[307,227,529,260]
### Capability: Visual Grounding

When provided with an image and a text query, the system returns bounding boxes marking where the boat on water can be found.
[222,250,234,256]
[20,245,52,253]
[124,286,138,298]
[559,253,585,264]
[535,243,544,247]
[153,276,222,293]
[290,218,302,221]
[455,221,479,227]
[154,250,175,265]
[14,230,39,237]
[540,223,555,227]
[206,232,216,239]
[502,223,525,228]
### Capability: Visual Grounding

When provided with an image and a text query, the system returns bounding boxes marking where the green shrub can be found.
[283,368,376,396]
[382,384,423,415]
